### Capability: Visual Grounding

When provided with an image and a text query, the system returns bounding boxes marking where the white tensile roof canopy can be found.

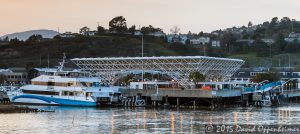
[71,56,244,89]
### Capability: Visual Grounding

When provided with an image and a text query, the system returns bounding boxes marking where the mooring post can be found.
[193,100,196,110]
[177,98,180,108]
[211,98,215,109]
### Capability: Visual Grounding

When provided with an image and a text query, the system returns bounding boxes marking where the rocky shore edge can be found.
[0,104,54,113]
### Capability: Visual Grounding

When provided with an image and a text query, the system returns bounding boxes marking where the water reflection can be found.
[1,105,300,133]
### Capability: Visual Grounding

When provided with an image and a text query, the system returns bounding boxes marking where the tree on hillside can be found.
[0,74,6,84]
[198,31,204,36]
[221,32,237,53]
[170,26,180,35]
[25,62,36,71]
[9,38,23,45]
[248,21,253,27]
[141,25,163,34]
[97,26,106,35]
[270,17,279,28]
[3,36,9,42]
[275,33,287,52]
[109,16,128,34]
[79,26,90,35]
[128,25,136,35]
[26,35,43,44]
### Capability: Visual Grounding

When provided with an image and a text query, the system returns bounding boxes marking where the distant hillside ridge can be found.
[1,29,59,41]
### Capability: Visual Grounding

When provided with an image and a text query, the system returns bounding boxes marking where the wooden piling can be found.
[176,98,180,108]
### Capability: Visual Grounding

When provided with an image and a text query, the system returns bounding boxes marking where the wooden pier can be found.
[121,88,243,108]
[121,87,300,108]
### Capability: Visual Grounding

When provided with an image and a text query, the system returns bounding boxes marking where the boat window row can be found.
[32,81,78,87]
[22,90,59,95]
[61,91,84,96]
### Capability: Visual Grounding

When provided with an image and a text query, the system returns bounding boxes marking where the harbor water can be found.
[1,105,300,134]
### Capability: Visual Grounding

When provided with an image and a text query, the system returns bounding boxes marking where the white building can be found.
[148,31,166,37]
[0,68,28,84]
[167,35,188,44]
[261,39,275,44]
[83,31,97,36]
[59,32,77,38]
[211,40,221,47]
[129,81,176,90]
[285,32,300,43]
[134,30,142,36]
[190,37,210,45]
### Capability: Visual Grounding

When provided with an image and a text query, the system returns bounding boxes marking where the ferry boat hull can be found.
[9,94,97,107]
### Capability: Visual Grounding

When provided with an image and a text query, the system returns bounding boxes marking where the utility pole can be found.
[141,34,144,82]
[203,44,206,56]
[269,44,272,67]
[47,53,50,68]
[39,53,42,67]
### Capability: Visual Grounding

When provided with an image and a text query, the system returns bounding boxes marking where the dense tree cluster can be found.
[1,16,300,68]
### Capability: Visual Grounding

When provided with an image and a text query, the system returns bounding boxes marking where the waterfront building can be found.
[231,67,300,82]
[0,68,28,84]
[71,56,244,89]
[189,37,210,45]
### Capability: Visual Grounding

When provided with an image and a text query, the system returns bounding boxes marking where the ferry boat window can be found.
[69,92,74,96]
[68,83,71,86]
[80,82,88,87]
[23,90,59,95]
[47,82,55,86]
[62,91,69,96]
[86,92,91,97]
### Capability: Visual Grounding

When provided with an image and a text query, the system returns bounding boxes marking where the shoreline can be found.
[0,104,53,113]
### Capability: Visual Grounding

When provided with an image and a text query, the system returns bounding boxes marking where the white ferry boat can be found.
[6,54,121,107]
[7,75,121,106]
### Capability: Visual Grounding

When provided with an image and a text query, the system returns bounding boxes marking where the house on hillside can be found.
[59,32,77,38]
[134,30,166,37]
[134,30,142,36]
[167,34,188,44]
[189,37,210,45]
[82,31,97,36]
[211,40,221,47]
[148,31,166,37]
[285,32,300,43]
[261,38,275,44]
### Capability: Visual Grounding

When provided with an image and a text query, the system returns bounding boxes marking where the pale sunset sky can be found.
[0,0,299,36]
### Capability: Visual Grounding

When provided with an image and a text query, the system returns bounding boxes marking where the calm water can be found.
[1,105,300,134]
